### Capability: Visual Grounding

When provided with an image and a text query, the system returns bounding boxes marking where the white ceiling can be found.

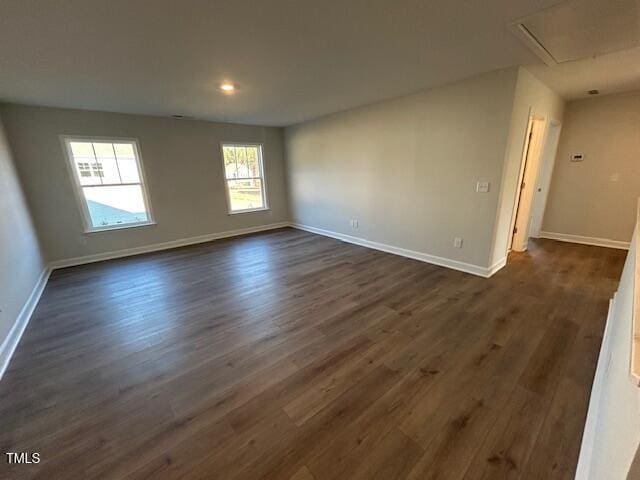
[527,46,640,100]
[0,0,638,126]
[518,0,639,63]
[513,0,640,100]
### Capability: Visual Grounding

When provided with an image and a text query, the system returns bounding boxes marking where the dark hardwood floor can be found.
[0,228,626,479]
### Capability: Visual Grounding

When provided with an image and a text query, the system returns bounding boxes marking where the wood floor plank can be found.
[290,466,317,480]
[462,386,550,480]
[348,428,422,480]
[283,330,411,426]
[0,228,625,480]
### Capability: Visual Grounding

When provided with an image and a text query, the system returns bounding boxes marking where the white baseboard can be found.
[488,256,507,276]
[1,221,497,380]
[291,223,497,278]
[575,294,617,480]
[49,222,291,270]
[539,231,630,250]
[0,267,51,381]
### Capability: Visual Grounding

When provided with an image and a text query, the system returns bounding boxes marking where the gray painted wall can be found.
[0,113,45,346]
[0,104,290,262]
[543,90,640,243]
[285,68,520,270]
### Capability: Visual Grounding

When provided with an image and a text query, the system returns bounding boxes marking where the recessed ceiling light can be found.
[219,82,236,93]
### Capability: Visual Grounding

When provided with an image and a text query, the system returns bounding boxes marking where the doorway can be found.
[529,119,562,238]
[509,115,546,253]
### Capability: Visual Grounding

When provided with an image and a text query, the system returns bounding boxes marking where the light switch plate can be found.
[476,181,490,193]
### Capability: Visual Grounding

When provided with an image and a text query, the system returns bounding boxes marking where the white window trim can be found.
[220,142,269,215]
[60,135,156,233]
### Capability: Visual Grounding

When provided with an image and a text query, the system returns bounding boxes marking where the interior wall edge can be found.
[0,110,48,366]
[487,67,525,265]
[575,294,617,480]
[0,266,50,381]
[487,65,566,266]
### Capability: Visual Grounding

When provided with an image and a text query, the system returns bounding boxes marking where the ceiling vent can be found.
[510,0,640,66]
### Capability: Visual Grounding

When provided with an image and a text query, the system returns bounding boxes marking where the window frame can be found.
[220,142,269,215]
[61,135,156,233]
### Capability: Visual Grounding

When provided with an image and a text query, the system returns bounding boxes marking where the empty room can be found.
[1,0,640,479]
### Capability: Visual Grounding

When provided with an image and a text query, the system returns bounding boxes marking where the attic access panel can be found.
[511,0,640,65]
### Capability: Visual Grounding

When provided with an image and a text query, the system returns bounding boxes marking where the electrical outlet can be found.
[350,219,359,229]
[454,237,463,248]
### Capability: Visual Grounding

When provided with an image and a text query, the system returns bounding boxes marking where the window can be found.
[63,138,153,232]
[221,143,268,213]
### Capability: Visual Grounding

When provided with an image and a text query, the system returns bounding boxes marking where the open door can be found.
[529,119,562,238]
[510,115,546,253]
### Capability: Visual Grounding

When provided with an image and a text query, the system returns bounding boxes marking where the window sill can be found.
[227,208,271,216]
[84,221,157,234]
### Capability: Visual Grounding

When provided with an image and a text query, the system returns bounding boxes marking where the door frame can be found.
[508,113,547,252]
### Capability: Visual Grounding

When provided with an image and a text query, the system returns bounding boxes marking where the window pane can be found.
[235,147,248,179]
[69,142,99,185]
[96,158,121,184]
[246,146,260,177]
[75,158,101,185]
[113,143,135,159]
[82,185,148,228]
[92,142,115,159]
[113,143,140,183]
[227,179,264,211]
[223,146,238,179]
[92,143,120,184]
[116,157,140,183]
[70,141,94,157]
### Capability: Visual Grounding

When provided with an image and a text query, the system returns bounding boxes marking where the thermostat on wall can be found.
[570,153,585,162]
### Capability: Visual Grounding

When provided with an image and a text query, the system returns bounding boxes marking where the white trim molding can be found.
[539,231,630,250]
[0,267,51,381]
[60,136,156,234]
[2,220,502,381]
[488,256,507,276]
[291,223,501,278]
[575,295,617,480]
[219,142,268,215]
[49,222,290,270]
